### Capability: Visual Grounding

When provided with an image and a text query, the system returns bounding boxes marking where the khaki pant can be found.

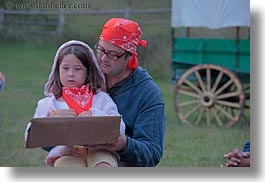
[54,149,118,167]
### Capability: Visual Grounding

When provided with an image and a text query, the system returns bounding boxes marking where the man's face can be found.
[96,40,130,76]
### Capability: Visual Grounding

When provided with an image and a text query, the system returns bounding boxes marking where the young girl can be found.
[25,40,125,167]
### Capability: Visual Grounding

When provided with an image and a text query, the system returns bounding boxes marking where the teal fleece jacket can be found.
[107,67,166,167]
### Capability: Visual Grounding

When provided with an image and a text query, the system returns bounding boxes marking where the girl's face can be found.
[59,54,87,88]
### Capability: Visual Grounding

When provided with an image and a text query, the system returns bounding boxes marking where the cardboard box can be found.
[26,116,121,148]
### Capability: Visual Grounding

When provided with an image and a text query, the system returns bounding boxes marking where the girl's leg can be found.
[54,155,87,167]
[87,149,118,167]
[95,162,112,167]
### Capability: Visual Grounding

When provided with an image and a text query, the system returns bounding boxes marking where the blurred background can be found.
[0,0,171,79]
[0,0,250,167]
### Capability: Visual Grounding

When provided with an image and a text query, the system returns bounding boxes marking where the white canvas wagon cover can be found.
[171,0,250,29]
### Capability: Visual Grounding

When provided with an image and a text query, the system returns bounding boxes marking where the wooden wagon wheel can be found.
[174,64,245,127]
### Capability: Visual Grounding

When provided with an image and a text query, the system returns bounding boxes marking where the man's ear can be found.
[127,55,138,69]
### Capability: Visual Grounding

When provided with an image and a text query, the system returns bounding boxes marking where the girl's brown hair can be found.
[50,45,106,99]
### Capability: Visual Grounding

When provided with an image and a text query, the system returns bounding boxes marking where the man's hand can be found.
[88,133,128,152]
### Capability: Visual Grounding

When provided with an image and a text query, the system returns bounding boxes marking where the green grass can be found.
[0,41,56,166]
[0,41,249,167]
[156,80,250,167]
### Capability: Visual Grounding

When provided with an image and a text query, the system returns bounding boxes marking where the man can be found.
[92,18,166,167]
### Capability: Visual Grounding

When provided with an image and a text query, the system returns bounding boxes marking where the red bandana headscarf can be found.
[62,85,93,115]
[99,18,147,69]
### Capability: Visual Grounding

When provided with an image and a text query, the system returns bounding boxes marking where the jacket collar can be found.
[107,67,151,97]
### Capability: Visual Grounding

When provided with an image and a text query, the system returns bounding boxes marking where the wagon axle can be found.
[201,92,215,107]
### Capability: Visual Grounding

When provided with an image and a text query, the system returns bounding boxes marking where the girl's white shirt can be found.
[24,91,125,141]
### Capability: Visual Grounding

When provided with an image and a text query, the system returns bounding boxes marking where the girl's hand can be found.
[45,155,62,167]
[45,146,73,166]
[48,109,77,117]
[78,111,92,117]
[72,146,88,160]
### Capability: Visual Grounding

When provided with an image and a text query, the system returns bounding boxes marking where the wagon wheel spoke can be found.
[211,71,223,93]
[212,106,223,126]
[214,79,233,96]
[195,71,206,93]
[206,68,211,91]
[215,104,234,121]
[216,100,241,109]
[178,89,200,98]
[183,105,200,119]
[195,108,204,125]
[183,79,203,95]
[216,91,241,100]
[178,99,199,107]
[206,108,210,127]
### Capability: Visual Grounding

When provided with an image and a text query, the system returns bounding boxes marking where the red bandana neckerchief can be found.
[62,85,93,115]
